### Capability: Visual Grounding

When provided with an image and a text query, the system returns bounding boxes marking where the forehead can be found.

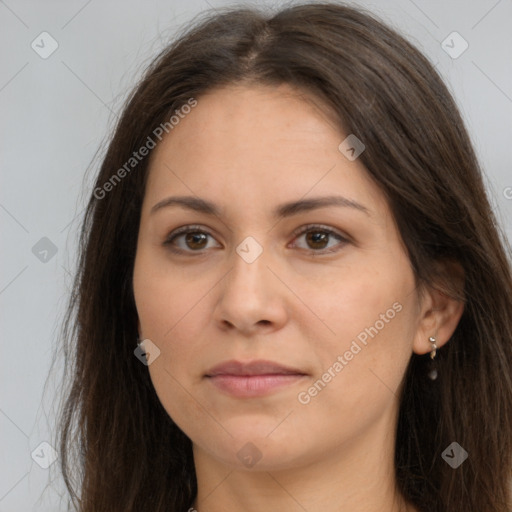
[154,83,339,158]
[143,83,387,220]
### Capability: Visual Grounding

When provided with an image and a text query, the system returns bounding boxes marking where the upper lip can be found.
[205,359,307,377]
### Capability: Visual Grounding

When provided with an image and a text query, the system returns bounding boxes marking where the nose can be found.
[213,244,288,335]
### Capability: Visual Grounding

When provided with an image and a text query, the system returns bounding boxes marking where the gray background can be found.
[1,0,511,510]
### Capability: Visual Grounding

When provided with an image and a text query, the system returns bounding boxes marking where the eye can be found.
[164,225,220,254]
[163,224,349,255]
[290,224,349,254]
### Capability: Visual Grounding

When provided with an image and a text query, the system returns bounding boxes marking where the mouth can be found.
[205,359,307,377]
[205,359,308,398]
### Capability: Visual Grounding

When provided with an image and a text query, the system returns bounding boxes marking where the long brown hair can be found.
[55,2,512,511]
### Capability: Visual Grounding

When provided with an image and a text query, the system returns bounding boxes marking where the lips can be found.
[205,360,308,398]
[205,359,307,377]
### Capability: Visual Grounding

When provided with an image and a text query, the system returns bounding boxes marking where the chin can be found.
[204,430,309,472]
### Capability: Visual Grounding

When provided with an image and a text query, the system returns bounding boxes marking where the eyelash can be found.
[163,224,350,256]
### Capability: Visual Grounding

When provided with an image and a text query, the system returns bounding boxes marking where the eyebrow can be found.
[150,195,370,218]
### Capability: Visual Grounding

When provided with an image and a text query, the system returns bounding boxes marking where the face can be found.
[132,83,427,471]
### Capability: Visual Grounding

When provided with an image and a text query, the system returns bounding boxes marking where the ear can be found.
[412,261,465,355]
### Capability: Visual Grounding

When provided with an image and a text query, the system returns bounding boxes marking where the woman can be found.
[56,2,512,511]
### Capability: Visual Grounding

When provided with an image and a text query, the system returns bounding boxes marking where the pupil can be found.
[186,232,206,249]
[307,231,328,249]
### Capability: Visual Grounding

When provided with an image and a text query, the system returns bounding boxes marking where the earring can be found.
[427,336,438,380]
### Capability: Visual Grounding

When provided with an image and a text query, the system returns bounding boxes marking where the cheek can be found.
[305,260,416,398]
[133,249,221,391]
[293,288,415,449]
[133,253,215,430]
[134,247,206,338]
[314,261,410,340]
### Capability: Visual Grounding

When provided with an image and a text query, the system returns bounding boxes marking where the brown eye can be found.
[292,225,349,254]
[164,224,349,256]
[183,232,208,250]
[164,226,220,254]
[305,230,330,250]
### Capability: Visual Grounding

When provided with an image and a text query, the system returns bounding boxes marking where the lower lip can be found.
[206,374,306,398]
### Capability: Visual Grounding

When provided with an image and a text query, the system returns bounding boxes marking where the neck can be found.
[189,415,417,512]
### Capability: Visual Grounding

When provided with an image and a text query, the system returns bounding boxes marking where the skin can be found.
[132,83,464,512]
